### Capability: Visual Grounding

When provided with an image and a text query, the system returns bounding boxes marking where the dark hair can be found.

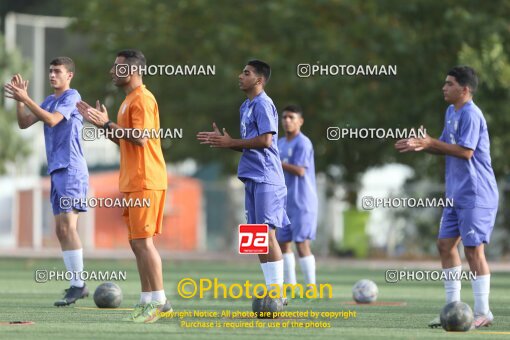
[282,104,303,117]
[247,59,271,83]
[117,49,146,67]
[447,66,478,94]
[50,57,75,73]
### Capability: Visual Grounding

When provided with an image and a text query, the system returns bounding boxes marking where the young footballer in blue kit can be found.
[276,105,318,291]
[395,66,498,329]
[4,57,89,306]
[197,60,289,299]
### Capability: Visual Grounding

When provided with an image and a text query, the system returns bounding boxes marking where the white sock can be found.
[62,249,84,288]
[266,260,284,296]
[443,265,461,304]
[299,255,316,285]
[151,290,167,304]
[260,262,270,286]
[471,274,490,316]
[283,253,297,285]
[140,292,152,305]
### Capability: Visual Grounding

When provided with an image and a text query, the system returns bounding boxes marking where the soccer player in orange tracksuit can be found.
[76,49,171,323]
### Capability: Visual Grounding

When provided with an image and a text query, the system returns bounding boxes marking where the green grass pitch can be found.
[1,257,509,339]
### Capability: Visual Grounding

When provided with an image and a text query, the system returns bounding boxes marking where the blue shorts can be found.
[438,207,497,246]
[244,180,290,229]
[277,210,317,243]
[50,167,88,216]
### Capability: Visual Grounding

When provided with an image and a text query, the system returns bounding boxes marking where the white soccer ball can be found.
[352,279,378,303]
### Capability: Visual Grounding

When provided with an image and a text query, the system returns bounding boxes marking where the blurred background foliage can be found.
[2,0,510,183]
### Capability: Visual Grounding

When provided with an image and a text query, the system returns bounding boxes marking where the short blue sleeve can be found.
[457,111,481,150]
[54,90,80,120]
[292,140,312,167]
[439,126,447,142]
[439,108,449,142]
[253,100,277,136]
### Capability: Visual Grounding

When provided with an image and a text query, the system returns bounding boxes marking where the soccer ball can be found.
[352,279,378,303]
[252,295,284,318]
[440,301,474,332]
[93,282,123,308]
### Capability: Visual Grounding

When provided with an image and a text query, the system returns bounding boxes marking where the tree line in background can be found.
[0,34,31,173]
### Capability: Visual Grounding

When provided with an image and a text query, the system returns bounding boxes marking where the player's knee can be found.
[55,224,71,240]
[435,239,443,253]
[55,228,67,241]
[436,239,454,255]
[463,246,484,262]
[296,242,305,251]
[296,243,311,257]
[463,248,478,263]
[464,249,474,262]
[267,230,278,243]
[279,242,291,253]
[130,238,150,253]
[130,241,143,254]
